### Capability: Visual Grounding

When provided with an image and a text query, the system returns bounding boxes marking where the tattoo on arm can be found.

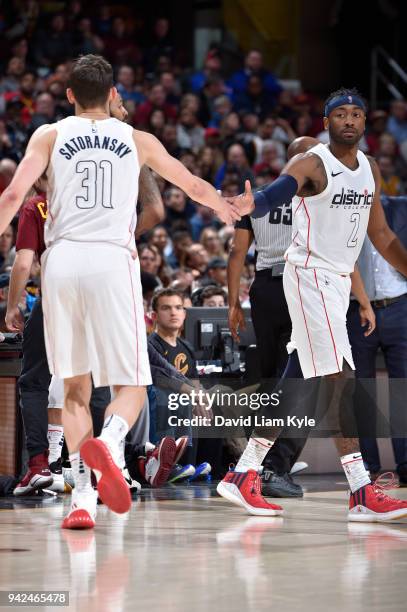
[136,165,165,237]
[138,165,162,210]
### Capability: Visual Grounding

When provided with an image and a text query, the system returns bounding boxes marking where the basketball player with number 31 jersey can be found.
[0,54,241,530]
[42,114,148,386]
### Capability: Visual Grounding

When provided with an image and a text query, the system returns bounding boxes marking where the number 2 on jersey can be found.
[347,212,360,247]
[76,160,113,209]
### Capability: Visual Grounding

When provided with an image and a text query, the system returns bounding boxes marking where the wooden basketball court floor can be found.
[0,475,406,612]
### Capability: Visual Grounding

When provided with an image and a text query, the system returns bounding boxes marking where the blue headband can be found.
[324,94,366,117]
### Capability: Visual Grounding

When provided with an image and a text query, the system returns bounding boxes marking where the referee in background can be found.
[227,136,317,497]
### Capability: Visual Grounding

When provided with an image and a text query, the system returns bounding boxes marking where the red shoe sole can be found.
[81,439,131,514]
[61,509,95,530]
[150,438,177,487]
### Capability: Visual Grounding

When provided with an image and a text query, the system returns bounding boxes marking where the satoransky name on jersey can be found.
[329,187,374,210]
[59,135,132,161]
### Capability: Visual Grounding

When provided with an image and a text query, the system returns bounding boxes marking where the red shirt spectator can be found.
[16,193,47,257]
[133,84,177,128]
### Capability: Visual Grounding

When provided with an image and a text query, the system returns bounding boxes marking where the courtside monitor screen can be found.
[184,307,256,361]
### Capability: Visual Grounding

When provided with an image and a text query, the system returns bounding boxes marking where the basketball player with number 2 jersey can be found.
[283,140,375,378]
[217,87,407,522]
[0,54,241,530]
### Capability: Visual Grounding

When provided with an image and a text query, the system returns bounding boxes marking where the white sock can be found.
[69,452,92,494]
[341,453,371,493]
[117,438,125,469]
[235,437,274,472]
[99,414,129,447]
[47,424,64,465]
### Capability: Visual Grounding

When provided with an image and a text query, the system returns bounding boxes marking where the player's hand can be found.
[214,190,240,225]
[359,303,376,336]
[227,180,255,217]
[216,199,241,225]
[5,306,24,332]
[110,94,128,122]
[228,303,246,343]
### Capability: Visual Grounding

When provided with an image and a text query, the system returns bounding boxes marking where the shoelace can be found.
[373,472,403,505]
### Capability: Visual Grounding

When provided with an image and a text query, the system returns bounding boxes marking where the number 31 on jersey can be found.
[76,159,113,209]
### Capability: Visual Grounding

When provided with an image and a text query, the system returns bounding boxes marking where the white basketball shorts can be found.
[48,375,64,409]
[41,241,152,388]
[283,262,355,379]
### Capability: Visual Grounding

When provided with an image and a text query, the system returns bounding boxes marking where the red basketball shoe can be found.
[81,438,131,514]
[13,452,53,496]
[348,473,407,522]
[217,469,284,516]
[144,437,177,487]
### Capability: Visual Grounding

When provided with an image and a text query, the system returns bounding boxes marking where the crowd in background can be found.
[0,0,407,316]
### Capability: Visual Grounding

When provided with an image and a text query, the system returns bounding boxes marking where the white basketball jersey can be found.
[46,116,139,250]
[285,143,375,274]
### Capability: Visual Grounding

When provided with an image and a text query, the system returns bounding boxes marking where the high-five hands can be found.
[214,189,240,225]
[216,180,254,225]
[217,200,241,225]
[227,180,255,217]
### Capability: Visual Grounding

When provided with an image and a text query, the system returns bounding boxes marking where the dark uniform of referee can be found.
[231,198,308,496]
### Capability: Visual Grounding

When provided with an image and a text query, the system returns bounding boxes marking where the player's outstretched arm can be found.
[367,158,407,276]
[133,130,241,225]
[0,126,55,235]
[227,153,320,219]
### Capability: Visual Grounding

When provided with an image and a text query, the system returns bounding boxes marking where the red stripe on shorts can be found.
[127,259,139,385]
[313,270,340,372]
[295,266,316,377]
